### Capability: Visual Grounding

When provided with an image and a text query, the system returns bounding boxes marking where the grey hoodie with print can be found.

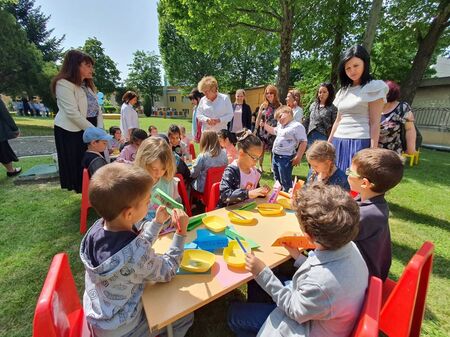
[79,218,185,332]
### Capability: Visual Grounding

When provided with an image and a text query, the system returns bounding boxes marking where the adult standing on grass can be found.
[189,88,204,143]
[0,98,21,177]
[52,49,104,193]
[328,45,388,172]
[120,91,139,141]
[196,76,233,133]
[229,89,252,135]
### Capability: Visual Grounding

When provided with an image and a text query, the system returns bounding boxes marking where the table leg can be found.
[166,323,174,337]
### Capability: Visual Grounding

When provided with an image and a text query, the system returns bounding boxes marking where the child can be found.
[190,130,228,193]
[81,127,112,177]
[180,125,191,151]
[134,137,182,225]
[168,124,189,159]
[80,163,193,337]
[218,130,269,208]
[347,148,404,281]
[217,129,238,164]
[108,126,124,155]
[116,128,147,164]
[228,183,368,337]
[148,125,158,137]
[262,105,307,191]
[305,140,350,190]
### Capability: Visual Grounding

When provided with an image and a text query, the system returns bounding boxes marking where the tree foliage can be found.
[126,50,162,114]
[81,37,121,95]
[4,0,64,62]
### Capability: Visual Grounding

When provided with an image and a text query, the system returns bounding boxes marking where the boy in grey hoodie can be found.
[80,163,193,337]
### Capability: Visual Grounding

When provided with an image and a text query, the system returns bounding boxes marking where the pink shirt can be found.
[239,165,261,190]
[116,144,138,164]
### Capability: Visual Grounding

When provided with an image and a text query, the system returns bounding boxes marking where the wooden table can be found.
[142,198,301,334]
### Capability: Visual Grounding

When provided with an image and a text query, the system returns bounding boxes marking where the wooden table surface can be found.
[142,197,301,332]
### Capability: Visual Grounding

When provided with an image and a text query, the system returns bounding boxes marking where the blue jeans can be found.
[307,129,328,147]
[272,153,294,192]
[228,302,276,337]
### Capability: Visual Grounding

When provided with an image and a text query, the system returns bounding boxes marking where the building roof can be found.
[419,76,450,87]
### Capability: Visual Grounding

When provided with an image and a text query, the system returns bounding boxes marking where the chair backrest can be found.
[206,182,221,212]
[379,241,434,337]
[81,169,91,208]
[33,253,92,337]
[189,143,196,159]
[351,276,383,337]
[204,166,226,204]
[175,173,192,217]
[80,169,91,234]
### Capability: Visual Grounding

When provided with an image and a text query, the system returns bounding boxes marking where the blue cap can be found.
[83,127,113,143]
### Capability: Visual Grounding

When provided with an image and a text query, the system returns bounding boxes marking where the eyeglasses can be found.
[245,151,262,161]
[345,168,361,178]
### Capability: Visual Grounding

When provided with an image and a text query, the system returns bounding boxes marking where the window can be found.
[169,96,176,102]
[155,96,160,102]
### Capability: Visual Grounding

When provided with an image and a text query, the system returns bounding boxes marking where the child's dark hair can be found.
[109,126,120,136]
[217,129,237,145]
[168,124,181,136]
[148,125,157,133]
[352,148,404,193]
[294,183,360,250]
[236,129,262,151]
[130,128,147,144]
[89,163,154,221]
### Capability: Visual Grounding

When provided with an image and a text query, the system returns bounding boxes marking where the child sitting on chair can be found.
[305,140,349,190]
[168,124,188,160]
[180,125,191,152]
[228,183,368,337]
[80,163,193,337]
[82,127,112,177]
[347,148,404,281]
[116,128,147,164]
[108,126,124,155]
[261,105,307,191]
[190,130,228,193]
[218,130,269,208]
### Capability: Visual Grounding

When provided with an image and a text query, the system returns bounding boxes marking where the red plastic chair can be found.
[80,168,91,234]
[351,276,383,337]
[33,253,92,337]
[175,173,192,217]
[191,166,226,207]
[189,143,196,159]
[206,182,220,212]
[379,241,434,337]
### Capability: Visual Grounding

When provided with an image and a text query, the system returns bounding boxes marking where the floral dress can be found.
[379,102,410,154]
[257,103,277,150]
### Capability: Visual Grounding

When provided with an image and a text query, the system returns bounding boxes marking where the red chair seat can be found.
[80,168,91,234]
[191,166,226,207]
[206,182,220,212]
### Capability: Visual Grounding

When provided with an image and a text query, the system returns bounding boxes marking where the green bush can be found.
[103,105,118,113]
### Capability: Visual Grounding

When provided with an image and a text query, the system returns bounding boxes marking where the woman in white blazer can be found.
[51,50,103,193]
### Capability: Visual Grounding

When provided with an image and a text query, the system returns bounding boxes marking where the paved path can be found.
[9,136,56,157]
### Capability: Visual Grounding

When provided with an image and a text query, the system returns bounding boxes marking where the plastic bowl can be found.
[180,249,216,273]
[257,203,284,216]
[277,198,293,210]
[223,240,251,268]
[227,210,256,225]
[202,215,228,232]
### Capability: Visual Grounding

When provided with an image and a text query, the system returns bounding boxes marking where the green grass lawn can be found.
[1,117,449,337]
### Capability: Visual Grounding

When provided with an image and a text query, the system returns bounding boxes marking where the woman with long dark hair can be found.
[328,45,388,171]
[52,49,103,193]
[120,91,139,141]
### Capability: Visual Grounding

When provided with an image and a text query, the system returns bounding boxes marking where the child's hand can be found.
[261,185,270,195]
[248,187,268,199]
[245,253,266,276]
[291,155,302,166]
[172,208,188,236]
[155,206,170,225]
[282,244,303,260]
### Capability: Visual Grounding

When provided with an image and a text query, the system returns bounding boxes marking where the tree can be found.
[81,37,121,95]
[362,0,383,54]
[126,50,161,115]
[0,9,43,95]
[4,0,64,62]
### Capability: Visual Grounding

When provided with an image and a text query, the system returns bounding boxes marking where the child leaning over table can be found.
[79,163,193,337]
[347,148,404,281]
[228,183,368,337]
[81,127,112,177]
[261,105,307,192]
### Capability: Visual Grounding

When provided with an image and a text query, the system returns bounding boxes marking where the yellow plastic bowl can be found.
[257,203,284,216]
[180,249,216,273]
[202,215,227,232]
[277,198,293,210]
[227,210,256,225]
[223,240,251,268]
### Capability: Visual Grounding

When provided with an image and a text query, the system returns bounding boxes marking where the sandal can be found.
[6,167,22,177]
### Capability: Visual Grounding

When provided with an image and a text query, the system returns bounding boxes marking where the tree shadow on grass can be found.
[389,202,450,234]
[391,241,449,280]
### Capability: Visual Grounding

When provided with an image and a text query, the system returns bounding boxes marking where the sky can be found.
[35,0,160,81]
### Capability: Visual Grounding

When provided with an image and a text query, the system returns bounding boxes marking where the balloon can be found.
[97,92,104,99]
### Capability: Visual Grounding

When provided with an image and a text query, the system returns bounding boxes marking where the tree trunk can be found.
[277,1,294,104]
[362,0,383,55]
[401,1,450,104]
[330,0,346,87]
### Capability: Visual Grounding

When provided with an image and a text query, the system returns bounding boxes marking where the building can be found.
[154,86,192,117]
